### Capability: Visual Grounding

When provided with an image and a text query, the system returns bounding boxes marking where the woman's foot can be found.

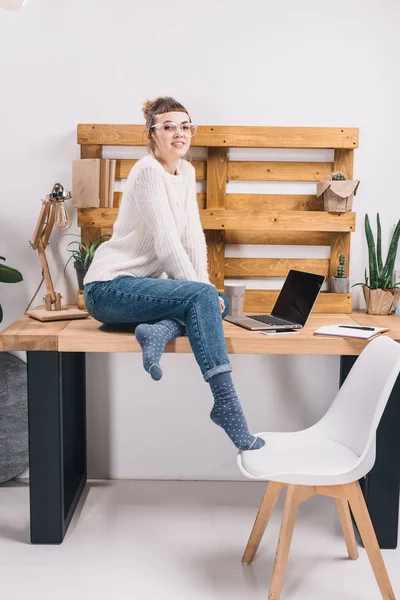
[208,372,265,451]
[135,319,186,380]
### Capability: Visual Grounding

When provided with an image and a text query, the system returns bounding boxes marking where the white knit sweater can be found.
[83,155,210,286]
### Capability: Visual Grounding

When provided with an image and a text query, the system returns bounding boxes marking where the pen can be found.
[339,325,375,331]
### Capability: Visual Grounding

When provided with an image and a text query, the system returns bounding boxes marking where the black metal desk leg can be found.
[340,355,400,549]
[27,351,87,544]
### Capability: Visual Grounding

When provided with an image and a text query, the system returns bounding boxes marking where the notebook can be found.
[313,324,389,340]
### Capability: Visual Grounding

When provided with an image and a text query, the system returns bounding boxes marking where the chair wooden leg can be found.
[346,481,395,600]
[242,481,283,565]
[335,498,359,560]
[268,485,310,600]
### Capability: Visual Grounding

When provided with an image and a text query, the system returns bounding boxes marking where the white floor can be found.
[0,480,398,600]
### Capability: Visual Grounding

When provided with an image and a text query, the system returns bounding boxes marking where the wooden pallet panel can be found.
[78,124,359,149]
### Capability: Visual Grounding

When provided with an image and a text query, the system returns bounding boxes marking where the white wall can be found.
[1,0,399,479]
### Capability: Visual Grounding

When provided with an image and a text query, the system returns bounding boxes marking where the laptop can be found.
[225,270,325,331]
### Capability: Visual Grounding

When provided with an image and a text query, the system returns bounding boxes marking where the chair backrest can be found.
[313,336,400,457]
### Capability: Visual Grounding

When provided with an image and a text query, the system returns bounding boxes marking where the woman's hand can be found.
[219,296,225,313]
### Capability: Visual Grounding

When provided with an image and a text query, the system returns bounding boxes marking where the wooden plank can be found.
[78,208,118,228]
[242,290,352,314]
[351,310,400,341]
[78,124,359,149]
[116,159,206,180]
[226,194,322,211]
[225,231,331,246]
[58,313,369,354]
[207,148,227,208]
[329,149,354,279]
[224,258,329,278]
[205,230,225,287]
[0,314,69,351]
[227,161,332,182]
[80,144,101,243]
[112,191,205,209]
[113,191,122,208]
[78,208,355,232]
[80,144,102,159]
[330,232,351,278]
[206,148,227,288]
[200,210,355,232]
[81,226,104,245]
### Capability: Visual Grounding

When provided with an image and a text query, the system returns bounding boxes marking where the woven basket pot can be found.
[363,286,400,315]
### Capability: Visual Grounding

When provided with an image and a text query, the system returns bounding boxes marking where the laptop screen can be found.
[271,270,325,326]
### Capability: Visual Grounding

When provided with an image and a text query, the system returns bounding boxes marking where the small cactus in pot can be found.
[317,171,359,213]
[331,253,350,293]
[331,172,347,181]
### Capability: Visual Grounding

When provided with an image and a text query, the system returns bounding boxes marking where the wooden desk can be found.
[1,311,400,548]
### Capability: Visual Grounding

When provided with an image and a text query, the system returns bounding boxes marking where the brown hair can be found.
[142,96,191,155]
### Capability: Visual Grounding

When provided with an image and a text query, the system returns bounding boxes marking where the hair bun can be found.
[142,98,154,121]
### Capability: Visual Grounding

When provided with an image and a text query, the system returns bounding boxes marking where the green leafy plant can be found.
[353,213,400,290]
[64,234,110,274]
[0,256,23,323]
[336,254,346,278]
[331,172,347,180]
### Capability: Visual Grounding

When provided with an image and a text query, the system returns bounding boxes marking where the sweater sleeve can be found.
[181,167,211,285]
[134,167,199,281]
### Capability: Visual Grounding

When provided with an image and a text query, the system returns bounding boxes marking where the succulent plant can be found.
[336,254,346,278]
[64,234,110,274]
[353,213,400,290]
[331,172,347,181]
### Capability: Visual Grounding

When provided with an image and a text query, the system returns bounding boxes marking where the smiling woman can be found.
[82,96,264,452]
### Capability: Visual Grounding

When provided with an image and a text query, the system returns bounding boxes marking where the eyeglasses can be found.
[150,121,197,137]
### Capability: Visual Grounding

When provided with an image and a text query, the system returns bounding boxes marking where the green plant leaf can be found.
[376,213,383,276]
[380,218,400,288]
[0,263,23,283]
[365,214,378,288]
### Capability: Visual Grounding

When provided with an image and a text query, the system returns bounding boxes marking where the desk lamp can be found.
[27,183,88,321]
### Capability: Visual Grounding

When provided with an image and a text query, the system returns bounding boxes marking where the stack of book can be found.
[72,158,116,208]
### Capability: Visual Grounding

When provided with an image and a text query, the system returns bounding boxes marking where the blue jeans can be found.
[84,276,232,382]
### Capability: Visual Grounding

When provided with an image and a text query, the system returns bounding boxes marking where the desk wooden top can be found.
[1,311,399,355]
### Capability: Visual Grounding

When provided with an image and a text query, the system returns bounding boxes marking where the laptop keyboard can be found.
[250,315,295,326]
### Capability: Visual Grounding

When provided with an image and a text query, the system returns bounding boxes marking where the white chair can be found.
[237,335,400,600]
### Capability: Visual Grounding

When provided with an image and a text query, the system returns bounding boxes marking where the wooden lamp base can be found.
[27,304,89,322]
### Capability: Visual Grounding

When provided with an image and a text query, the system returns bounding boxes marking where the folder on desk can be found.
[314,324,389,340]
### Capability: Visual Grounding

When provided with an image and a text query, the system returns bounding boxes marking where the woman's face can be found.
[151,111,191,162]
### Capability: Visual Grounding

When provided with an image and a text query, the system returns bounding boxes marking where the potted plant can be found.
[0,256,23,323]
[64,234,110,309]
[64,234,110,290]
[317,171,360,213]
[353,213,400,315]
[331,254,349,293]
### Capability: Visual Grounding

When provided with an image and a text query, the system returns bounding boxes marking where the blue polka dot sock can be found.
[135,319,186,381]
[209,372,265,451]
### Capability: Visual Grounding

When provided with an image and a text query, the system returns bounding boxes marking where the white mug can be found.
[224,283,246,316]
